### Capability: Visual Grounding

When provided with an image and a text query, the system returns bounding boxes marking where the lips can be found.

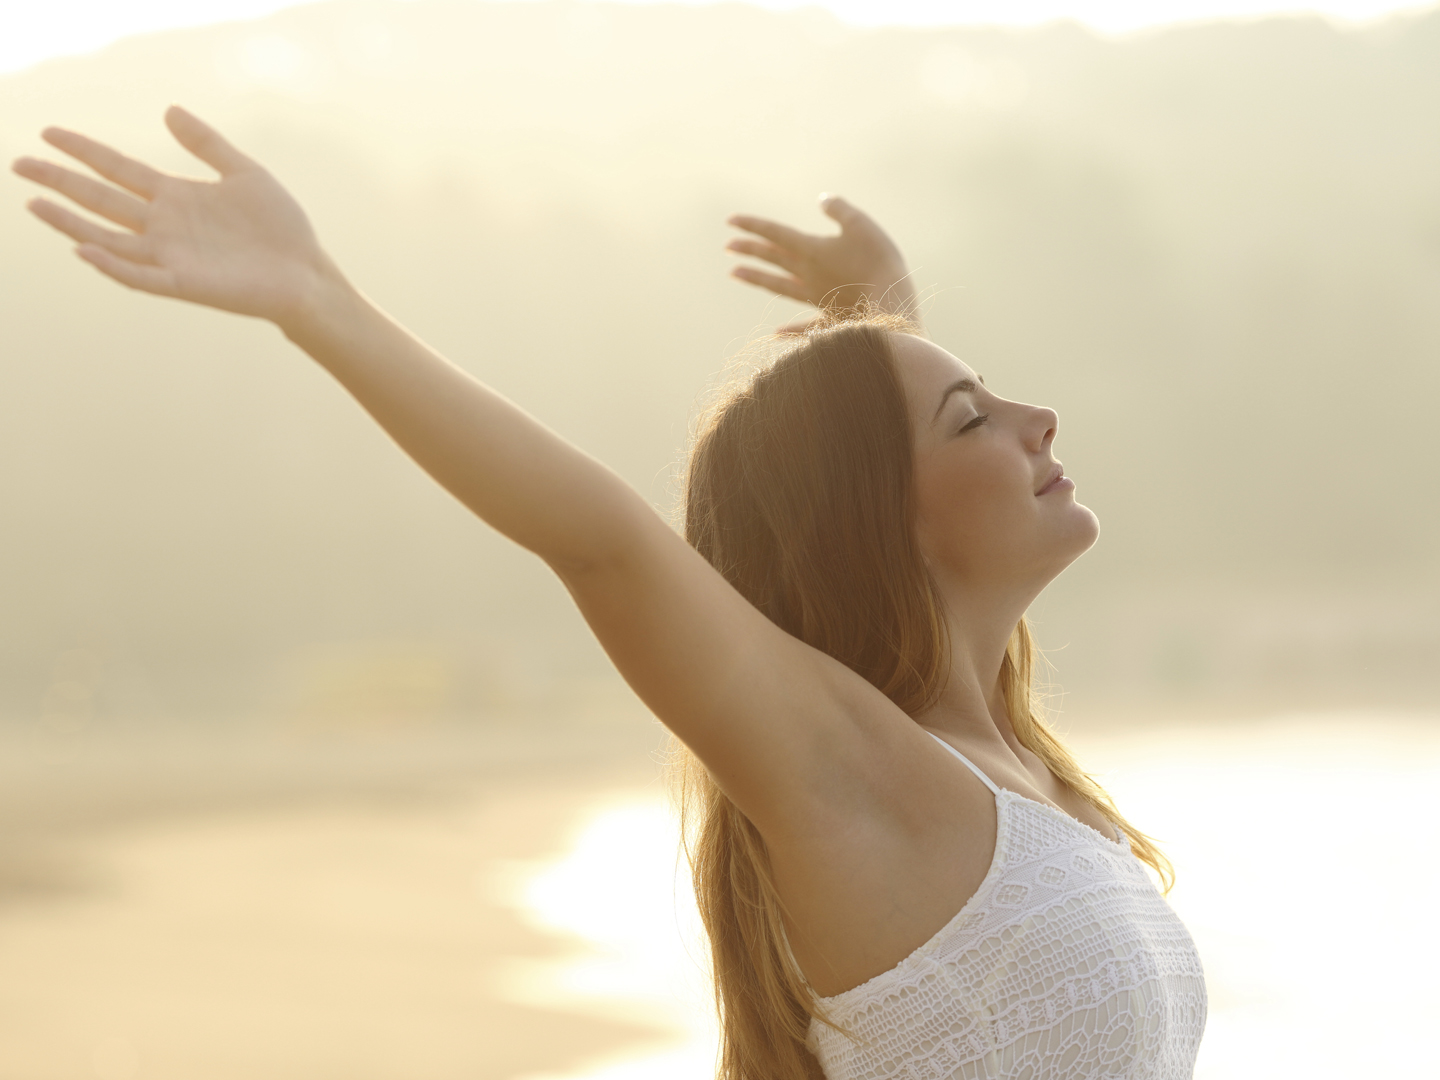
[1036,464,1066,496]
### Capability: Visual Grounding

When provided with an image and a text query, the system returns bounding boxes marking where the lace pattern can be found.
[808,791,1207,1080]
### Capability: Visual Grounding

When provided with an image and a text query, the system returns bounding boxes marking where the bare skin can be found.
[725,195,918,334]
[15,111,1101,998]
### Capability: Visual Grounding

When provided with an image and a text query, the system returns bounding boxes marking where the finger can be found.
[41,127,163,198]
[12,156,147,230]
[726,213,817,256]
[28,198,153,262]
[729,264,814,305]
[820,193,869,232]
[164,105,254,176]
[76,244,177,297]
[724,237,806,277]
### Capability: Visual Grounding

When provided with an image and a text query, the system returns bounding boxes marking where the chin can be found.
[1050,503,1100,573]
[1073,501,1101,547]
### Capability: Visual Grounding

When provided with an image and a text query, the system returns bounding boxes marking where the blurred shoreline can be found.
[0,705,675,1080]
[4,703,1430,1079]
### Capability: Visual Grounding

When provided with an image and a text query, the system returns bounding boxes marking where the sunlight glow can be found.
[1092,720,1440,1079]
[488,798,719,1080]
[5,0,1436,75]
[3,1,301,75]
[671,0,1439,31]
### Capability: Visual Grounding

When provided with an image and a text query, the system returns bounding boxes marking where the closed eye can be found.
[957,413,989,435]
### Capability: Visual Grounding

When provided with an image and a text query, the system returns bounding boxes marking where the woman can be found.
[12,109,1206,1079]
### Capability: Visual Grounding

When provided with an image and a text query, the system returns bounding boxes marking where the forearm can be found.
[281,268,654,573]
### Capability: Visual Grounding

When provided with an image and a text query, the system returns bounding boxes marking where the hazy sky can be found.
[5,0,1437,74]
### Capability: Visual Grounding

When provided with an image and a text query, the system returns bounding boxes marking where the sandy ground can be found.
[0,711,679,1080]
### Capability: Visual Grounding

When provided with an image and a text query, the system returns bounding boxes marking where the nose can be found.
[1025,404,1058,453]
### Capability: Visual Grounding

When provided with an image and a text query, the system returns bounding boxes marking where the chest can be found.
[809,795,1208,1080]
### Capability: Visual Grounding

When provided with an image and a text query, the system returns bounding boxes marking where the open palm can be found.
[12,107,329,325]
[725,195,919,333]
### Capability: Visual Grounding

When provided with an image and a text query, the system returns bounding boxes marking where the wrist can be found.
[276,254,364,351]
[843,265,917,322]
[874,263,919,322]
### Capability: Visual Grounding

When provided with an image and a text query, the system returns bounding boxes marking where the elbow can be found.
[546,498,668,584]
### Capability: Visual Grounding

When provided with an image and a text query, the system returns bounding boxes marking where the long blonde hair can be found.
[675,315,1171,1080]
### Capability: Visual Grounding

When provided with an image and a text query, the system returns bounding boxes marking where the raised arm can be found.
[11,109,899,830]
[726,194,920,333]
[12,108,649,573]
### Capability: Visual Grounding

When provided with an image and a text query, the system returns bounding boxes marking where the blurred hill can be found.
[1,0,1437,726]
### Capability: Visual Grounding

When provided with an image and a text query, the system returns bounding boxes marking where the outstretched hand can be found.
[726,195,918,333]
[12,107,334,329]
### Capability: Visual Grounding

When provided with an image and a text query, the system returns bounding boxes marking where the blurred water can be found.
[491,799,718,1080]
[499,714,1440,1080]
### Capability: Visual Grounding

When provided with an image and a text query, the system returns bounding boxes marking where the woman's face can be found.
[893,334,1099,598]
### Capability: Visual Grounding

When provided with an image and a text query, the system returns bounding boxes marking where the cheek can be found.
[914,446,1033,562]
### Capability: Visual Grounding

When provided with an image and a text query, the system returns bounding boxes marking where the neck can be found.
[914,573,1037,756]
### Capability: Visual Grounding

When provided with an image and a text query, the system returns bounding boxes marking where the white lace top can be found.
[806,734,1207,1080]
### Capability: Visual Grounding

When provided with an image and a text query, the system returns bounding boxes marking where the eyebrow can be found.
[932,378,979,423]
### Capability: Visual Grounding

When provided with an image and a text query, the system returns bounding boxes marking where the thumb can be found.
[819,193,864,231]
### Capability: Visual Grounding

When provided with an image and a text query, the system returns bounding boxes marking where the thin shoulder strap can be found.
[927,732,1001,795]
